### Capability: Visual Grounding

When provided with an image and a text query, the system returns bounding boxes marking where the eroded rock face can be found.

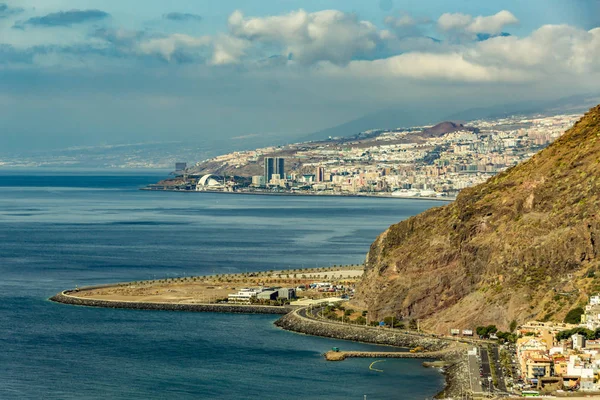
[353,105,600,333]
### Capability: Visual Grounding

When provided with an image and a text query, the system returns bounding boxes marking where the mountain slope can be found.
[300,109,440,142]
[445,92,600,122]
[302,92,600,143]
[352,105,600,333]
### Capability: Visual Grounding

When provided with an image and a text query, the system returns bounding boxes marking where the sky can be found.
[1,0,600,153]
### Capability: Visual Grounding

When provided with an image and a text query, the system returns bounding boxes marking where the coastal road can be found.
[468,354,483,395]
[297,304,497,349]
[298,304,325,319]
[480,348,494,395]
[492,346,508,392]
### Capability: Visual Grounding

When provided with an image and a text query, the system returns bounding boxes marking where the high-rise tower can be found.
[265,157,285,183]
[264,157,275,182]
[315,166,325,182]
[275,157,285,180]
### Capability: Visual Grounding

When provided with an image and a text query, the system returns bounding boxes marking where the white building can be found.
[252,176,266,187]
[582,294,600,329]
[228,288,259,304]
[566,355,594,379]
[572,334,586,350]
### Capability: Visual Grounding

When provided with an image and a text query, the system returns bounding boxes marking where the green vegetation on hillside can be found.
[564,307,585,324]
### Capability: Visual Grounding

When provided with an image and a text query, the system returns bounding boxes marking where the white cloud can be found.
[468,10,519,34]
[438,10,518,35]
[325,52,532,83]
[228,9,381,65]
[211,34,249,65]
[384,14,416,29]
[472,25,600,74]
[320,24,600,84]
[383,13,433,42]
[438,12,473,32]
[2,6,600,90]
[137,33,211,61]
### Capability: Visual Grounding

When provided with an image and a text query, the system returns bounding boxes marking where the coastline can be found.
[50,287,468,399]
[140,187,456,202]
[275,306,468,399]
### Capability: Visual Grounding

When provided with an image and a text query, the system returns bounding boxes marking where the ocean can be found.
[0,171,446,399]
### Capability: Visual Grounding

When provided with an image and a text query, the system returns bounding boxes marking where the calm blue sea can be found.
[0,171,446,400]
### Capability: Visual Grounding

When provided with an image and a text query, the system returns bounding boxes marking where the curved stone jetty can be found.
[275,307,450,351]
[50,291,293,315]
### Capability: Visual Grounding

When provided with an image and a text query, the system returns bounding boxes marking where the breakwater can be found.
[274,309,448,351]
[50,291,294,315]
[324,350,454,361]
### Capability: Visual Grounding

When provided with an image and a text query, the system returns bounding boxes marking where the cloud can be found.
[228,9,382,65]
[137,33,211,62]
[91,28,212,64]
[384,13,433,36]
[472,25,600,75]
[18,9,109,28]
[438,10,518,36]
[93,28,146,47]
[329,52,532,83]
[211,34,249,65]
[385,14,416,29]
[0,3,23,18]
[163,12,202,22]
[2,6,599,89]
[437,12,472,32]
[469,10,519,34]
[326,24,600,83]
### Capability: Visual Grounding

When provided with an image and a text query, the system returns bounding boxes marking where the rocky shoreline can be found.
[50,291,293,315]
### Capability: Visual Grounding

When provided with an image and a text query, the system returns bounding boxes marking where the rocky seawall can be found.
[50,291,293,315]
[274,310,448,351]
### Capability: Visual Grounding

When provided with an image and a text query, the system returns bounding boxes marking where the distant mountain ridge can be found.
[302,92,600,142]
[300,109,440,142]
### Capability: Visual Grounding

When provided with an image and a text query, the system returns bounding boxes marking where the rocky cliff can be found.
[353,105,600,333]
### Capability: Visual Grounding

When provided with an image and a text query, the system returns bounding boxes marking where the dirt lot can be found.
[74,266,363,304]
